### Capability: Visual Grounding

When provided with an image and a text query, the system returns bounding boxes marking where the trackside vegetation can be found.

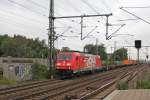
[0,75,16,85]
[117,68,150,90]
[117,80,150,90]
[117,82,128,90]
[31,63,49,80]
[136,80,150,89]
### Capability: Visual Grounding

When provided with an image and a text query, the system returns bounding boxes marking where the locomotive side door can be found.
[76,56,79,70]
[76,56,82,70]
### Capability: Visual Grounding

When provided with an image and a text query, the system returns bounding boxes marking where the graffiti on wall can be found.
[15,64,32,80]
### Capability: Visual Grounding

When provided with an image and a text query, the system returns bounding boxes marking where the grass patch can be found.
[0,75,3,79]
[136,80,150,89]
[0,77,16,85]
[117,82,128,90]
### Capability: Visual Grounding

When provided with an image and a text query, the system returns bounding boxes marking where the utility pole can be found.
[49,0,55,79]
[114,41,117,52]
[146,47,149,62]
[81,17,83,40]
[111,47,113,54]
[137,48,140,62]
[106,15,109,40]
[96,38,98,55]
[114,41,117,61]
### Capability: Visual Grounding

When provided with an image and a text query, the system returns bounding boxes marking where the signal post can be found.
[135,40,142,63]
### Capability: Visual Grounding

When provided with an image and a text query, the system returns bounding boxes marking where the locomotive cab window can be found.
[57,54,72,60]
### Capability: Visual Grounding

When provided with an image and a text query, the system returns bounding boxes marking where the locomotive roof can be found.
[58,51,100,57]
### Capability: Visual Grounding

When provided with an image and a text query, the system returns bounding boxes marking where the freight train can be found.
[55,51,137,77]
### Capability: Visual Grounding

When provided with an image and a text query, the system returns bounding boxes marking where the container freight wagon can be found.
[55,52,102,77]
[123,59,137,65]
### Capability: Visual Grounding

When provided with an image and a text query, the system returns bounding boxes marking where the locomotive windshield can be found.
[57,54,72,60]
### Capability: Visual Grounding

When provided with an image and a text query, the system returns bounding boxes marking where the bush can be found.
[117,82,128,90]
[136,80,150,89]
[31,63,49,80]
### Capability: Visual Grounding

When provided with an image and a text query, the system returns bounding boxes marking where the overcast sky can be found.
[0,0,150,60]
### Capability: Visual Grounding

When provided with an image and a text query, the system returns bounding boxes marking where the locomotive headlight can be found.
[56,63,61,66]
[66,63,71,66]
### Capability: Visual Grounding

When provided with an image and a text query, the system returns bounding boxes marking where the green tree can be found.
[0,34,8,56]
[0,34,49,58]
[84,44,94,54]
[31,63,49,80]
[1,38,19,57]
[97,44,107,60]
[0,47,3,56]
[111,48,128,61]
[61,47,70,52]
[84,44,107,60]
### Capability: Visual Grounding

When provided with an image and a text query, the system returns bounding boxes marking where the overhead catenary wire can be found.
[107,24,126,40]
[122,6,150,9]
[67,0,83,14]
[26,0,49,10]
[99,0,124,24]
[80,0,100,14]
[55,19,82,35]
[81,0,126,40]
[100,0,112,13]
[55,26,72,40]
[6,0,112,41]
[54,13,112,40]
[57,35,79,38]
[3,0,149,42]
[82,26,98,40]
[24,0,84,27]
[0,10,48,33]
[0,18,28,33]
[54,11,84,34]
[120,7,150,24]
[0,5,47,24]
[118,18,139,21]
[80,0,106,22]
[7,0,48,17]
[0,15,44,29]
[0,0,53,35]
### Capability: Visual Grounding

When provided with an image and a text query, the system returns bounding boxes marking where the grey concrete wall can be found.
[0,57,48,81]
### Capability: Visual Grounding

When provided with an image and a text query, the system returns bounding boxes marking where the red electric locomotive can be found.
[56,51,102,77]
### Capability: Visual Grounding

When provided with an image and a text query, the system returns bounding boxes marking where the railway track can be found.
[0,79,64,99]
[7,69,124,100]
[0,79,63,95]
[0,64,140,100]
[30,71,120,100]
[79,64,145,100]
[43,65,138,100]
